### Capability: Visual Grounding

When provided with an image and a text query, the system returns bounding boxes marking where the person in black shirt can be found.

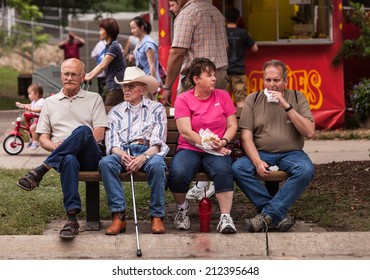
[225,7,258,107]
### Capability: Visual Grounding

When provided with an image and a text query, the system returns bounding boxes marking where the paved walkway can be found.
[1,110,370,260]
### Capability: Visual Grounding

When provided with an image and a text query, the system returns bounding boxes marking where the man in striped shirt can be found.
[99,67,169,235]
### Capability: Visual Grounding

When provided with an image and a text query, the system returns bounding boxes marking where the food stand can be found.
[158,0,347,129]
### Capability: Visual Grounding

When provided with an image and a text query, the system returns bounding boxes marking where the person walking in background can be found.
[90,40,107,99]
[162,0,229,198]
[99,66,168,235]
[225,0,246,29]
[58,32,85,60]
[232,59,315,232]
[128,16,161,99]
[162,0,229,103]
[85,18,126,106]
[123,35,139,67]
[15,83,45,150]
[225,6,258,107]
[16,58,107,240]
[169,0,181,16]
[167,58,237,234]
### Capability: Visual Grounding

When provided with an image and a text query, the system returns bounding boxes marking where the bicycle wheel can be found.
[3,135,24,155]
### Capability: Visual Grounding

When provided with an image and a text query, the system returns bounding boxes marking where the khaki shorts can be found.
[226,74,247,104]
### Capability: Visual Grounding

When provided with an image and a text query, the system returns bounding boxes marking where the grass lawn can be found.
[0,67,19,98]
[0,169,175,235]
[1,160,370,235]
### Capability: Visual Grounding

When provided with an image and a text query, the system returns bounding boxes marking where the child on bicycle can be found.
[16,83,45,150]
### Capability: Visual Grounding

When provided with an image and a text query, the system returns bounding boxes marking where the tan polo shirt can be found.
[239,89,314,153]
[36,89,108,143]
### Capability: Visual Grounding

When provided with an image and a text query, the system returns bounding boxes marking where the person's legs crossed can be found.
[59,154,82,214]
[263,151,314,224]
[232,156,274,213]
[17,125,100,191]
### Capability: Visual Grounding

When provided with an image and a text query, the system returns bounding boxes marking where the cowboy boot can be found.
[151,216,165,234]
[105,212,126,235]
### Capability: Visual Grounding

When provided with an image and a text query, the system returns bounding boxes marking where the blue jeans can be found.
[98,145,167,217]
[43,125,102,213]
[232,150,314,225]
[168,149,234,193]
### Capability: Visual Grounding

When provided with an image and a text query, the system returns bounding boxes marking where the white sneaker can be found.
[217,215,236,234]
[174,204,190,230]
[30,142,39,150]
[26,141,33,148]
[186,181,215,201]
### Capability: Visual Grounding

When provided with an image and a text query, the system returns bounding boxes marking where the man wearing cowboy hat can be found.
[99,66,169,234]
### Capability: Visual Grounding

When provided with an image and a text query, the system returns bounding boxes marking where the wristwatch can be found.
[162,85,171,90]
[143,153,150,161]
[285,104,293,112]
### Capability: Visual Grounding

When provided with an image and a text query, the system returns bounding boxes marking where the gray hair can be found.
[263,60,288,80]
[61,58,85,73]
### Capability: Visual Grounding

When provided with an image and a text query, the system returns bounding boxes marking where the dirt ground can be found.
[166,160,370,232]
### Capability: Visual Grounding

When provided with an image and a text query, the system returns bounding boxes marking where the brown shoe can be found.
[151,217,165,234]
[106,212,126,235]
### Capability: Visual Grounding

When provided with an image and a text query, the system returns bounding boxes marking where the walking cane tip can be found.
[137,249,142,257]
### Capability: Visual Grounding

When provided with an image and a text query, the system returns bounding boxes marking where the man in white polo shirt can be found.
[16,58,108,240]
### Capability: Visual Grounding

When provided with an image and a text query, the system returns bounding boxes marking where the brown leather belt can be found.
[129,139,150,146]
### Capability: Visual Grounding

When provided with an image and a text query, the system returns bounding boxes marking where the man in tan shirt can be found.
[16,58,107,240]
[232,59,315,232]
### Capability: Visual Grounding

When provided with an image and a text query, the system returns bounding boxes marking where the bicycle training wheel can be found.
[2,135,24,155]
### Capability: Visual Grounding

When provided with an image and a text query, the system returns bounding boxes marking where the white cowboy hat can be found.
[114,66,159,93]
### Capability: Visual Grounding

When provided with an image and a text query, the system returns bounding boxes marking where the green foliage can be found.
[351,78,370,122]
[332,2,370,66]
[4,0,49,56]
[0,67,19,97]
[10,0,43,20]
[30,0,149,13]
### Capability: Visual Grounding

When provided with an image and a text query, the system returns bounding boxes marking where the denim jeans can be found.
[232,150,314,224]
[43,125,102,213]
[168,149,234,193]
[98,145,167,217]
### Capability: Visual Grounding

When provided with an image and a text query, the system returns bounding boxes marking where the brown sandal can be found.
[16,170,43,191]
[59,221,79,240]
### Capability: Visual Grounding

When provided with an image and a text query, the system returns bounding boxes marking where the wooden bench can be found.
[79,107,289,230]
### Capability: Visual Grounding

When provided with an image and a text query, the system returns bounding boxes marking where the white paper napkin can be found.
[264,88,279,103]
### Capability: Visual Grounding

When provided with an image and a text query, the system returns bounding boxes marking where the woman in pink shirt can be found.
[167,57,238,234]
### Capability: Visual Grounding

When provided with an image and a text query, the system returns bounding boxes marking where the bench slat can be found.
[79,171,212,182]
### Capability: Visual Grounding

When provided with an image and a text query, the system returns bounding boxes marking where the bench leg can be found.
[85,181,100,231]
[265,181,280,197]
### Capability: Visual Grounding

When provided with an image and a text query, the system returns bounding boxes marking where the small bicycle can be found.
[2,104,39,155]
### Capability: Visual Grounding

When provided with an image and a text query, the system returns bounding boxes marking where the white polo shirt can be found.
[36,89,108,143]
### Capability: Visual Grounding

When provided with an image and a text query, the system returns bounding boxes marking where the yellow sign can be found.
[248,66,323,110]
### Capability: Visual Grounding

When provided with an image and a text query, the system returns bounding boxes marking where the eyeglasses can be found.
[62,72,83,79]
